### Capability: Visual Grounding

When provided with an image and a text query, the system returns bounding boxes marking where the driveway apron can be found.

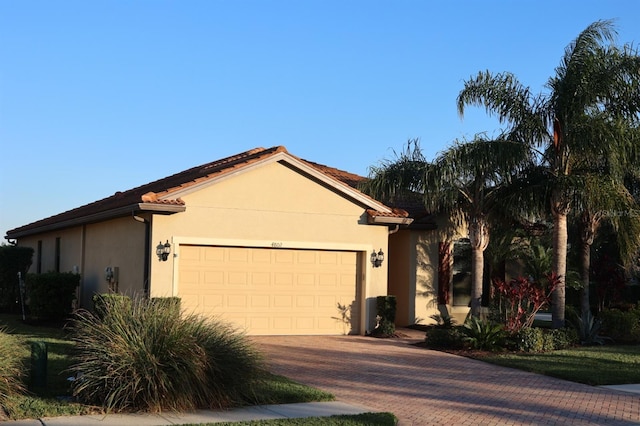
[252,333,640,425]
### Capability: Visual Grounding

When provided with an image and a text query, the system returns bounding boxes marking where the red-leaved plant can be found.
[493,273,559,334]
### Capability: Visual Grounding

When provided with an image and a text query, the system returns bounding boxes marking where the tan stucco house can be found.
[6,146,471,334]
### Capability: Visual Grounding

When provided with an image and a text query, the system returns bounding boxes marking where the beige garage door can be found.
[178,245,360,335]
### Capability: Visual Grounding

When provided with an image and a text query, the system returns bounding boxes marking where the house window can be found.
[452,238,472,307]
[55,237,61,273]
[37,240,42,273]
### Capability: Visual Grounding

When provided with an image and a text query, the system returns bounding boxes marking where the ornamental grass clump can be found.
[68,296,265,413]
[0,327,25,406]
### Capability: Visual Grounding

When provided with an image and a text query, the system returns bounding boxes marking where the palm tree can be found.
[362,137,533,317]
[573,155,640,315]
[457,20,640,327]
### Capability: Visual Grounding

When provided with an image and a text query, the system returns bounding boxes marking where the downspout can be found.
[388,224,400,235]
[132,213,151,296]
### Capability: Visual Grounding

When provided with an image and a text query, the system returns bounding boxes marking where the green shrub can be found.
[462,317,506,351]
[26,272,79,321]
[515,327,544,352]
[68,296,265,413]
[568,310,612,346]
[92,293,132,319]
[371,296,396,337]
[0,327,25,405]
[0,246,33,313]
[424,326,465,349]
[547,327,577,350]
[429,313,457,328]
[600,308,640,344]
[150,297,181,317]
[514,327,577,352]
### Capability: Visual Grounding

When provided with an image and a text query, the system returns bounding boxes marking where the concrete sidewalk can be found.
[2,401,376,425]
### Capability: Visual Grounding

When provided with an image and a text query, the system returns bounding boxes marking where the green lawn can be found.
[0,314,335,420]
[4,313,639,425]
[478,345,640,385]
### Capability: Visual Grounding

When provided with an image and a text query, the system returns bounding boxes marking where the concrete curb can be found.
[3,401,376,425]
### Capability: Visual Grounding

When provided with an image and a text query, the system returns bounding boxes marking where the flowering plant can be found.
[493,273,559,334]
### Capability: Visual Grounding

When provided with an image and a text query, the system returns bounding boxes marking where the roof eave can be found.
[6,203,185,239]
[367,216,414,225]
[161,151,395,214]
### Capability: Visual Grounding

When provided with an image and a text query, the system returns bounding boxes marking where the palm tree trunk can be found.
[469,217,489,318]
[552,210,568,328]
[580,239,591,315]
[580,213,597,316]
[470,247,484,317]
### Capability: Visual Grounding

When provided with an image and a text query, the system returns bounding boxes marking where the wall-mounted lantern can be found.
[370,249,384,268]
[156,240,171,261]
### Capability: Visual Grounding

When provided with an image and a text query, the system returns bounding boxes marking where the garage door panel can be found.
[202,294,223,308]
[228,271,249,285]
[251,272,270,285]
[296,273,315,286]
[178,246,359,335]
[296,295,314,307]
[181,245,202,261]
[275,251,295,264]
[251,250,271,263]
[296,251,316,264]
[204,247,224,262]
[318,273,338,286]
[204,271,224,284]
[251,295,270,308]
[274,273,294,286]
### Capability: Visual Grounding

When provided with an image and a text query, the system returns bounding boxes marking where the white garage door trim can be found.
[171,237,374,335]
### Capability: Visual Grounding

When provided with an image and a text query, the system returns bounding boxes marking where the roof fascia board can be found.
[160,153,282,200]
[7,204,185,239]
[163,151,393,213]
[368,216,414,225]
[281,154,393,213]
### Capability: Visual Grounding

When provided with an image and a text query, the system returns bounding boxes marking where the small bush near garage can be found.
[68,296,266,413]
[370,296,396,337]
[0,327,25,407]
[26,272,79,321]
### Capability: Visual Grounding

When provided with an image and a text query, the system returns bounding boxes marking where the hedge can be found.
[0,246,33,313]
[26,272,79,321]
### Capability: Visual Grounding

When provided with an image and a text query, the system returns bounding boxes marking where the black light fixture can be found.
[370,248,384,268]
[156,240,171,261]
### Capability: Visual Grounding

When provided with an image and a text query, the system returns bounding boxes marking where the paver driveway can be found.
[252,331,640,425]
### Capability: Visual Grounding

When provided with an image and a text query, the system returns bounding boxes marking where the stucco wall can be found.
[388,215,471,327]
[20,227,83,275]
[17,216,147,309]
[148,161,390,332]
[81,217,147,308]
[388,230,412,325]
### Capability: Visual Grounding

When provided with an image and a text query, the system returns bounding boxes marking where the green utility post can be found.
[30,341,47,389]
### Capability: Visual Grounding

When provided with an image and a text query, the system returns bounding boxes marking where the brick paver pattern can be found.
[252,332,640,425]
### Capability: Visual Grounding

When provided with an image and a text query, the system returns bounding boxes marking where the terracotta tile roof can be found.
[300,159,367,189]
[6,146,410,238]
[366,208,410,219]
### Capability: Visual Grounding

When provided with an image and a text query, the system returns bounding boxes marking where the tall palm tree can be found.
[571,121,640,315]
[362,137,533,317]
[457,20,640,327]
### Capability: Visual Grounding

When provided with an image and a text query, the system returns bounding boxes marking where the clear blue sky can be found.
[1,0,639,237]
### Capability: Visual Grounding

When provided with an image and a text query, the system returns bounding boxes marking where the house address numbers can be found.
[271,242,283,248]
